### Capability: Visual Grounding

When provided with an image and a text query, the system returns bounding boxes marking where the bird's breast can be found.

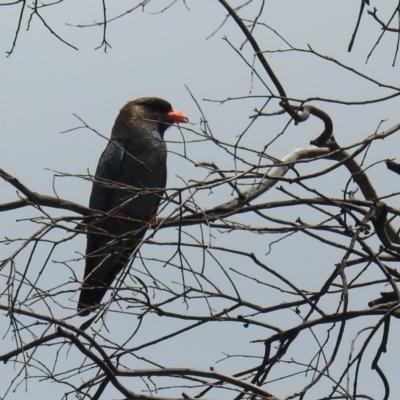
[111,134,167,219]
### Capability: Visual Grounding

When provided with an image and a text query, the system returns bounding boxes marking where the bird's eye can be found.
[144,99,172,114]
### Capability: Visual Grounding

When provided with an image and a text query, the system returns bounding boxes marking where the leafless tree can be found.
[1,1,400,399]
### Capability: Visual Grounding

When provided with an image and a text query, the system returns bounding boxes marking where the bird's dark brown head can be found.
[112,97,188,139]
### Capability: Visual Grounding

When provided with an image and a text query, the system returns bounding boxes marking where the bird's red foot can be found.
[146,213,159,226]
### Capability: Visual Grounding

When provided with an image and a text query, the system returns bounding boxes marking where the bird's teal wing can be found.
[89,139,125,212]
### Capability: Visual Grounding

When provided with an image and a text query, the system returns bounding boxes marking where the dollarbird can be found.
[78,97,188,316]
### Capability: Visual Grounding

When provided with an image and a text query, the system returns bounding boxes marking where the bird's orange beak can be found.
[167,109,188,124]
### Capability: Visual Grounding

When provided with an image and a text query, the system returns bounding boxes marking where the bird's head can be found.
[112,97,188,139]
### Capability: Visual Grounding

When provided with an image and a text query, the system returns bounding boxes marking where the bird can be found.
[77,97,188,316]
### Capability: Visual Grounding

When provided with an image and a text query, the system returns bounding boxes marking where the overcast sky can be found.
[1,1,400,399]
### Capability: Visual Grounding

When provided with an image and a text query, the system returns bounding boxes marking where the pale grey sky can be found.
[1,1,400,399]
